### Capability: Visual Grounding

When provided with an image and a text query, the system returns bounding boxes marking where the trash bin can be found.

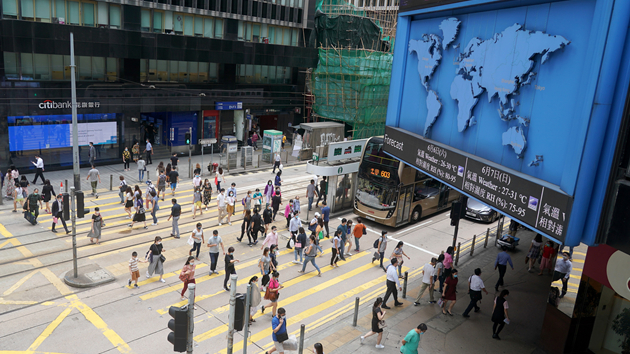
[221,135,238,169]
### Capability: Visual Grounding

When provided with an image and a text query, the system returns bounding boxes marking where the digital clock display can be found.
[370,168,391,179]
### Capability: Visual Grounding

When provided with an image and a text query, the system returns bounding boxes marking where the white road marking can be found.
[394,220,433,235]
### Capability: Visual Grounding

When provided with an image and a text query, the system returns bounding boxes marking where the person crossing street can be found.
[381,258,403,309]
[462,268,489,317]
[31,155,45,184]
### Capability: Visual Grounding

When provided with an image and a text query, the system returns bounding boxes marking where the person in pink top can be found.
[284,200,294,228]
[261,226,279,250]
[179,256,197,308]
[443,246,454,277]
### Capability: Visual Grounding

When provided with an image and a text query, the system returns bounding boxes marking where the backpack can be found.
[373,238,380,248]
[119,181,127,192]
[158,174,166,186]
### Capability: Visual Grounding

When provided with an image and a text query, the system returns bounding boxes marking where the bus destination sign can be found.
[383,126,573,242]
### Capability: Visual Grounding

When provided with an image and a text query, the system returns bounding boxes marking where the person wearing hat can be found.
[463,268,488,317]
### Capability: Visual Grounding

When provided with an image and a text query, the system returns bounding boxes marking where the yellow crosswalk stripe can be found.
[27,307,73,351]
[3,270,39,296]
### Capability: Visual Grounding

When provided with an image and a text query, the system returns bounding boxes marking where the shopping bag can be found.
[187,236,194,246]
[282,336,298,351]
[289,239,295,248]
[279,163,283,171]
[52,216,58,224]
[438,297,444,308]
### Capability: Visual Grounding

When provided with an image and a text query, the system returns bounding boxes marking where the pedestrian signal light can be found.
[185,132,191,145]
[167,305,189,352]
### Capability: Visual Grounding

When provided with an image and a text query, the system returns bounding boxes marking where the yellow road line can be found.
[0,298,56,306]
[0,351,73,354]
[27,307,73,351]
[195,252,382,343]
[3,270,39,296]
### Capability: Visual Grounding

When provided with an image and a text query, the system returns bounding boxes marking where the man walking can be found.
[414,258,436,306]
[217,188,227,225]
[168,167,179,195]
[31,155,45,184]
[272,152,281,173]
[315,176,327,207]
[144,138,153,165]
[306,179,318,211]
[206,230,225,275]
[400,324,428,354]
[462,268,488,317]
[321,201,330,237]
[553,252,573,298]
[86,165,101,198]
[382,258,403,309]
[373,231,388,271]
[494,246,514,291]
[51,194,69,234]
[88,142,96,165]
[25,188,42,223]
[336,218,348,261]
[250,208,262,246]
[167,198,181,239]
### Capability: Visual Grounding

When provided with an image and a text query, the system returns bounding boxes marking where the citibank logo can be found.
[38,100,101,109]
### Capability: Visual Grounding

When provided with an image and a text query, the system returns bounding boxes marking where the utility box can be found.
[301,122,345,150]
[262,129,283,162]
[241,146,253,167]
[221,135,238,169]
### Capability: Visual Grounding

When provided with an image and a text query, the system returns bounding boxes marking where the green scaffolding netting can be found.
[311,48,392,139]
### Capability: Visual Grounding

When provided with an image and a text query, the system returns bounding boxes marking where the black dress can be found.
[42,185,55,202]
[133,198,146,222]
[492,296,507,323]
[371,307,383,333]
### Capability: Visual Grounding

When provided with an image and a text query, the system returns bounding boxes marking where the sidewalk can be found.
[0,147,304,211]
[304,228,558,354]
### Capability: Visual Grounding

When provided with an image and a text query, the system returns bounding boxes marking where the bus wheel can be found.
[411,207,422,223]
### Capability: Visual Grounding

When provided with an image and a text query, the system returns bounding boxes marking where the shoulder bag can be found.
[378,320,387,329]
[159,254,166,263]
[276,331,289,343]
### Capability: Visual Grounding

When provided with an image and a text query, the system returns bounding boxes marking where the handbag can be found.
[318,231,324,240]
[378,320,387,329]
[138,207,146,214]
[289,239,295,248]
[264,287,278,301]
[53,216,58,224]
[276,331,289,343]
[362,225,367,235]
[159,254,166,263]
[179,268,189,282]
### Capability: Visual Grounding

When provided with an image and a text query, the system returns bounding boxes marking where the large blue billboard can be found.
[385,0,630,245]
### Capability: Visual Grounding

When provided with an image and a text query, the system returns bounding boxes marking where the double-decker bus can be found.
[354,137,461,227]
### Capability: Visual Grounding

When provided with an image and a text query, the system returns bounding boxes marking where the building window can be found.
[81,1,94,26]
[153,11,163,32]
[21,0,34,20]
[157,60,168,81]
[173,13,183,34]
[109,4,121,28]
[203,18,213,37]
[141,9,151,31]
[140,59,147,82]
[194,16,203,36]
[2,0,18,18]
[54,0,65,21]
[291,28,297,46]
[252,1,258,16]
[35,0,52,22]
[4,52,18,79]
[51,54,63,79]
[106,57,117,81]
[215,18,223,38]
[184,15,193,35]
[252,24,260,42]
[20,53,34,79]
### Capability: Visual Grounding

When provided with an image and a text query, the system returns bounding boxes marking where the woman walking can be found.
[242,190,252,215]
[491,289,510,340]
[12,183,24,212]
[129,190,148,229]
[165,163,172,179]
[238,209,252,243]
[179,257,198,307]
[436,254,445,292]
[271,190,282,221]
[215,167,225,192]
[5,168,15,199]
[345,220,354,256]
[225,190,236,225]
[259,247,275,277]
[146,236,166,283]
[263,204,273,235]
[359,297,386,349]
[189,223,204,261]
[87,207,104,244]
[261,271,283,316]
[41,179,55,213]
[248,276,262,324]
[284,200,294,228]
[193,163,202,176]
[156,161,165,178]
[264,180,274,204]
[132,142,140,162]
[150,190,159,226]
[202,179,213,211]
[299,235,322,277]
[526,234,543,272]
[122,147,131,171]
[538,240,556,276]
[443,246,454,277]
[124,186,134,218]
[391,241,411,278]
[441,268,458,316]
[314,218,324,254]
[274,171,283,188]
[192,187,203,219]
[224,247,239,291]
[331,231,341,267]
[294,227,307,264]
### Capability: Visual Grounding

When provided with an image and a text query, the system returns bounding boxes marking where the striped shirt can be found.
[129,257,139,272]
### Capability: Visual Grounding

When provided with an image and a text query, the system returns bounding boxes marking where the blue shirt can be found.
[321,206,330,222]
[271,316,287,342]
[227,187,237,199]
[495,251,514,268]
[337,224,347,240]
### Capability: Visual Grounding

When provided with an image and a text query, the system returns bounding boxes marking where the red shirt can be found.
[542,245,555,259]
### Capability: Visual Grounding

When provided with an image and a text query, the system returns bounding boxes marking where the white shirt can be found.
[468,274,485,291]
[313,175,318,186]
[422,263,435,284]
[146,142,153,151]
[386,264,401,288]
[217,193,226,207]
[554,258,572,278]
[35,158,44,169]
[275,154,281,162]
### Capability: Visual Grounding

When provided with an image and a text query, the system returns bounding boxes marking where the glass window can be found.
[188,62,198,82]
[268,26,274,44]
[252,24,260,42]
[148,59,156,80]
[35,0,51,22]
[51,54,63,80]
[21,0,34,19]
[291,28,297,46]
[261,2,267,18]
[194,16,202,36]
[203,18,213,37]
[254,65,261,82]
[245,22,252,41]
[54,0,64,19]
[67,0,79,24]
[106,57,117,81]
[214,18,223,38]
[109,5,120,28]
[91,56,105,80]
[173,13,183,34]
[153,11,163,32]
[33,53,50,80]
[96,1,107,24]
[82,2,94,26]
[169,60,177,80]
[209,62,217,81]
[198,62,208,82]
[183,15,192,35]
[237,21,243,41]
[261,65,268,83]
[252,1,258,16]
[157,60,168,81]
[4,52,18,79]
[140,59,147,82]
[231,0,237,13]
[164,11,173,31]
[178,61,187,82]
[78,56,91,79]
[3,0,18,17]
[141,9,150,31]
[20,53,33,79]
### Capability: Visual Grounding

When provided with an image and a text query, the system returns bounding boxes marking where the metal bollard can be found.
[402,271,408,299]
[109,174,113,191]
[352,297,360,326]
[484,228,490,248]
[65,179,68,193]
[470,234,477,256]
[298,324,306,354]
[455,242,461,266]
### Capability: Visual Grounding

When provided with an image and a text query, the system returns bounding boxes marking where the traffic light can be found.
[76,191,90,218]
[185,132,191,145]
[234,293,246,332]
[62,193,70,221]
[167,305,189,352]
[450,200,462,226]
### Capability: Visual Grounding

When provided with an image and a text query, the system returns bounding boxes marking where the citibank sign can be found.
[38,100,100,109]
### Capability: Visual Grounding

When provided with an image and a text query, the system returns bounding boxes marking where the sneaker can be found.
[146,272,150,278]
[152,223,158,226]
[428,301,436,304]
[51,229,58,233]
[360,336,365,344]
[292,260,299,264]
[128,224,132,227]
[261,305,265,314]
[228,222,232,226]
[381,305,391,309]
[375,344,385,349]
[128,279,132,286]
[134,284,139,289]
[413,302,420,306]
[224,287,230,292]
[143,226,148,229]
[218,222,222,226]
[159,279,166,283]
[395,302,403,307]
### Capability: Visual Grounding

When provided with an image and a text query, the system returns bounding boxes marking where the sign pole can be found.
[187,284,195,354]
[242,284,252,354]
[188,127,192,179]
[70,187,78,278]
[70,33,81,190]
[201,144,204,176]
[226,274,238,354]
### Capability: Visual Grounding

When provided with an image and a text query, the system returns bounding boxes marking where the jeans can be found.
[294,248,303,262]
[339,236,347,260]
[301,256,320,273]
[119,191,125,203]
[379,252,385,270]
[308,196,314,210]
[383,280,399,306]
[331,248,339,265]
[190,242,201,258]
[172,216,180,237]
[354,237,360,252]
[323,221,330,237]
[138,169,145,181]
[438,275,445,293]
[146,151,152,164]
[209,252,219,272]
[151,209,158,224]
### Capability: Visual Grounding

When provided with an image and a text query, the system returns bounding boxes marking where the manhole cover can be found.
[85,269,109,281]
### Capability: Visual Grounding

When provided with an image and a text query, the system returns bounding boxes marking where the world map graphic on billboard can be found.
[408,18,570,158]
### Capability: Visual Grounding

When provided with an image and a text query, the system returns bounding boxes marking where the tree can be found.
[612,307,630,354]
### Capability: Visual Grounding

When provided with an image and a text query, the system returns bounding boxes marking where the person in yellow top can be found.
[122,147,131,171]
[281,135,286,151]
[132,142,140,162]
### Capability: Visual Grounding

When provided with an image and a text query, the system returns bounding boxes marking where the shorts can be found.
[227,204,235,214]
[158,186,165,192]
[195,201,202,208]
[131,270,140,281]
[170,183,177,189]
[273,341,284,351]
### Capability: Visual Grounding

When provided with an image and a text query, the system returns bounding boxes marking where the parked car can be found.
[464,198,500,223]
